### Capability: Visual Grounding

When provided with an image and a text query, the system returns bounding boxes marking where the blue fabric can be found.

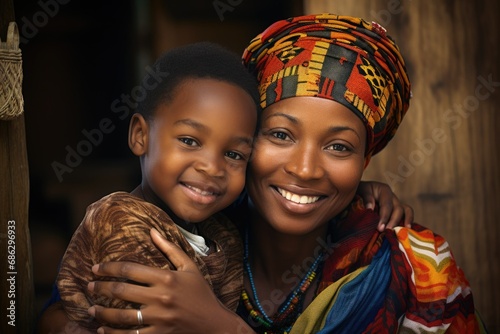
[40,281,62,313]
[39,261,62,316]
[317,240,391,333]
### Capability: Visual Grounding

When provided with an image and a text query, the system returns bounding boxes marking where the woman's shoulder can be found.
[390,223,450,253]
[389,223,456,267]
[388,223,471,295]
[386,226,482,332]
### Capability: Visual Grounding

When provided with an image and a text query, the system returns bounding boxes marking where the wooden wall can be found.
[305,0,499,330]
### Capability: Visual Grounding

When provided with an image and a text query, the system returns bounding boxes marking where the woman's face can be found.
[247,96,367,235]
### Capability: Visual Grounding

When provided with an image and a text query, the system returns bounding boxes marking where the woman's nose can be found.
[283,144,324,180]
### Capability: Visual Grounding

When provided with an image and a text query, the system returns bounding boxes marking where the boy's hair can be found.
[136,41,260,120]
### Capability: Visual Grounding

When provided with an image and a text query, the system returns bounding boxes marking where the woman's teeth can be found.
[277,188,320,204]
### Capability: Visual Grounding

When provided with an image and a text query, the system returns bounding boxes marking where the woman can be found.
[40,13,484,333]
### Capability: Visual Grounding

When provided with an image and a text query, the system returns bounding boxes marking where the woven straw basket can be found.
[0,22,24,121]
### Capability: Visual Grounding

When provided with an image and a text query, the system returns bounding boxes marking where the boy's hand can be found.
[358,181,414,231]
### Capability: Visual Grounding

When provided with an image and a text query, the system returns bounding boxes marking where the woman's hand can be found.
[357,181,414,231]
[88,229,254,334]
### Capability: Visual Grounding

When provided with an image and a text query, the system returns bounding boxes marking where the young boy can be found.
[56,42,260,330]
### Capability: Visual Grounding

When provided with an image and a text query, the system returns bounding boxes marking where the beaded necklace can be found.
[242,229,324,333]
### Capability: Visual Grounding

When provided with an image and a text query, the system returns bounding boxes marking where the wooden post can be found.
[305,0,500,329]
[1,0,35,332]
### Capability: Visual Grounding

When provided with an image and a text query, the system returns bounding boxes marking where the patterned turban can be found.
[242,13,411,160]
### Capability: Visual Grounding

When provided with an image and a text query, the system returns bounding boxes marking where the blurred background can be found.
[4,0,499,331]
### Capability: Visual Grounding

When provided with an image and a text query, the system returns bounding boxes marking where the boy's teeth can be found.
[277,188,320,204]
[186,185,214,196]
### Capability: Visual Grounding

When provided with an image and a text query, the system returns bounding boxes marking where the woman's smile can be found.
[272,185,325,215]
[276,187,321,204]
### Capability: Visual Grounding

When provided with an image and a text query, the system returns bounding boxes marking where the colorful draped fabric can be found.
[242,13,411,162]
[290,197,486,333]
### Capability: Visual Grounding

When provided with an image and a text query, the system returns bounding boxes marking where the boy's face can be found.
[139,78,256,223]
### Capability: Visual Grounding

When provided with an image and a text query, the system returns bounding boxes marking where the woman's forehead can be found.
[262,97,366,134]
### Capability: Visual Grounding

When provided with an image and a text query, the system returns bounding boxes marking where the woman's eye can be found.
[179,138,198,146]
[225,151,244,160]
[272,131,289,140]
[327,143,349,152]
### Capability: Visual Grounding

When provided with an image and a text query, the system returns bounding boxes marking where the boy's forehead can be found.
[152,78,257,134]
[160,78,256,112]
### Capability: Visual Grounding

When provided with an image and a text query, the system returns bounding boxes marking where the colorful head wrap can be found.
[243,13,411,160]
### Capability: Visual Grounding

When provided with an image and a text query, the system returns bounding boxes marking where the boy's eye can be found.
[225,151,244,160]
[179,138,199,146]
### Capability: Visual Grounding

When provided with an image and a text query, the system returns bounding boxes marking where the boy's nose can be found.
[194,152,225,178]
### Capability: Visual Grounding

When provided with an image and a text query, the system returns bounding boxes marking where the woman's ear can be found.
[128,113,149,156]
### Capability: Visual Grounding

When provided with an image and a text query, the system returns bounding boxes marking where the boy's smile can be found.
[130,78,257,225]
[180,180,221,205]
